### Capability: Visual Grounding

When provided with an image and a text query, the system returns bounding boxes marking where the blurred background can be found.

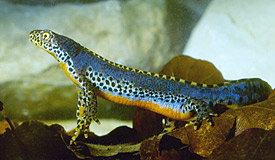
[0,0,274,135]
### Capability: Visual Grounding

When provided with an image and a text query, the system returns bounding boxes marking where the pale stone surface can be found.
[0,0,168,85]
[44,119,132,136]
[184,0,275,87]
[0,0,169,120]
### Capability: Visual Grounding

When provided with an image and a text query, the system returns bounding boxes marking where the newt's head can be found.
[29,29,81,61]
[29,30,58,58]
[29,29,84,86]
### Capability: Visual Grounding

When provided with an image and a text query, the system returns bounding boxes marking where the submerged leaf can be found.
[139,135,162,160]
[0,121,77,160]
[224,98,275,136]
[67,126,143,158]
[133,108,164,139]
[139,134,202,160]
[167,112,236,157]
[268,89,275,99]
[208,128,275,160]
[69,141,141,158]
[160,55,225,84]
[0,120,17,134]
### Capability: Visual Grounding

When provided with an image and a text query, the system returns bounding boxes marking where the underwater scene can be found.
[0,0,274,159]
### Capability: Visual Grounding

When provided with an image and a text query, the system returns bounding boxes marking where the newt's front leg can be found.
[70,84,100,144]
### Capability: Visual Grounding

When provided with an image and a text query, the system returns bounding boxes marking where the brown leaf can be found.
[139,134,202,160]
[67,126,143,159]
[166,112,236,157]
[69,141,141,158]
[139,135,188,160]
[139,135,162,160]
[224,98,275,136]
[155,149,183,160]
[268,89,275,99]
[160,55,225,84]
[208,128,275,160]
[0,121,77,160]
[133,108,164,139]
[0,120,17,134]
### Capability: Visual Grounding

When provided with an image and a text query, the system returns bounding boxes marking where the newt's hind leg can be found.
[70,85,100,144]
[163,99,218,133]
[184,99,218,130]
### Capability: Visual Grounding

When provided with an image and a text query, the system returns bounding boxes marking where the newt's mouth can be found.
[29,30,41,47]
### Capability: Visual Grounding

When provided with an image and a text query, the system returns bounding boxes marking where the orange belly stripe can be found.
[96,90,195,121]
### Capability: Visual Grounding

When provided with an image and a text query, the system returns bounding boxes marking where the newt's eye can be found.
[42,32,51,41]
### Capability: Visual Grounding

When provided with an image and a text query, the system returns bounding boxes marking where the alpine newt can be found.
[29,29,272,144]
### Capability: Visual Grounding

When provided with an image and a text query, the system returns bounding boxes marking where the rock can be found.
[166,0,211,53]
[0,0,169,120]
[10,0,104,6]
[184,0,275,88]
[0,0,168,84]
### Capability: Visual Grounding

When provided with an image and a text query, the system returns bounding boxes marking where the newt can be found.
[29,29,272,144]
